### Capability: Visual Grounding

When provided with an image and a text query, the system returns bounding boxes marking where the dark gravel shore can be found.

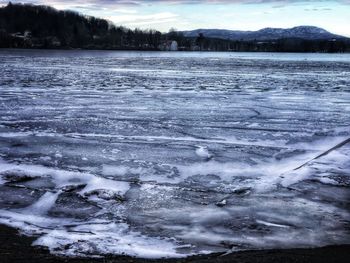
[0,224,349,263]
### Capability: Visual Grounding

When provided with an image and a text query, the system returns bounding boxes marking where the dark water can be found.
[0,50,349,258]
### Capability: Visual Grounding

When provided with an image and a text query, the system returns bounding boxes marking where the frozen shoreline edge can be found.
[1,224,349,263]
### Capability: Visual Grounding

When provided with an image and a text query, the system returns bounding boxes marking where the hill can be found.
[0,2,162,49]
[181,26,347,41]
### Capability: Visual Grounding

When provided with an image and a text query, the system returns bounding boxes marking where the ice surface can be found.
[0,50,349,258]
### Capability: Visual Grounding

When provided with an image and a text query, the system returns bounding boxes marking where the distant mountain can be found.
[181,26,347,41]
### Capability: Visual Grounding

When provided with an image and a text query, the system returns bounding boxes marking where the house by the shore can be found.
[159,40,178,51]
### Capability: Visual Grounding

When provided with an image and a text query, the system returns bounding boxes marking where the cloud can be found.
[304,7,332,11]
[108,11,179,26]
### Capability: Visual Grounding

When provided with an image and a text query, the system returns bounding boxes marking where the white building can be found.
[159,40,178,51]
[169,40,178,51]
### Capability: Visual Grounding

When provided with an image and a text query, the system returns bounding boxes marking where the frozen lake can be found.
[0,50,349,258]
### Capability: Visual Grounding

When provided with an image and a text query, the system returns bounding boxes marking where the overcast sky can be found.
[1,1,350,36]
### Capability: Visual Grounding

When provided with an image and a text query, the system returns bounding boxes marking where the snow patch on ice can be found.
[23,191,60,215]
[102,165,145,177]
[0,209,183,258]
[195,146,212,159]
[0,158,185,258]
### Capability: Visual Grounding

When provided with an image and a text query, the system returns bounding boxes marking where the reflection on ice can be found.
[0,50,349,258]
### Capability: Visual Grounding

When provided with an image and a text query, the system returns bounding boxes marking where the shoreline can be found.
[1,47,350,54]
[1,224,349,263]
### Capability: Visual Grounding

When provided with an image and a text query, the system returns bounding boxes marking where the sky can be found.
[1,1,350,36]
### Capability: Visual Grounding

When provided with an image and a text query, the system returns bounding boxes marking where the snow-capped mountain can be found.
[181,26,346,41]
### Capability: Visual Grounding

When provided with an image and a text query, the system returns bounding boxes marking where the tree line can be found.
[0,2,349,52]
[0,3,163,49]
